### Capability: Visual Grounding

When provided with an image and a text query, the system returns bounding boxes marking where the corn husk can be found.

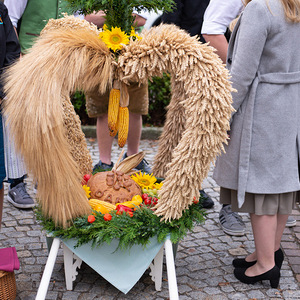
[114,151,145,174]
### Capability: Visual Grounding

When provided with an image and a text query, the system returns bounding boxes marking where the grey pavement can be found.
[1,136,300,300]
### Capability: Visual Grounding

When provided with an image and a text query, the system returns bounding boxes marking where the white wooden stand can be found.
[36,237,178,300]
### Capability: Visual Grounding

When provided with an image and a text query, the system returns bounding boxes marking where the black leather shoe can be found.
[232,248,284,269]
[199,190,214,209]
[234,265,280,288]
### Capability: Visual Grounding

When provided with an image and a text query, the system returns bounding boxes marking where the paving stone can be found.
[228,247,248,256]
[247,289,266,299]
[0,138,299,299]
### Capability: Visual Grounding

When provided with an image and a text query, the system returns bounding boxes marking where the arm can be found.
[3,0,28,28]
[85,11,146,29]
[201,0,243,63]
[84,11,106,28]
[133,14,146,27]
[202,34,228,63]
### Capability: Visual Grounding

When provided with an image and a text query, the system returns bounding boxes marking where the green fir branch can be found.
[66,0,175,33]
[35,199,206,251]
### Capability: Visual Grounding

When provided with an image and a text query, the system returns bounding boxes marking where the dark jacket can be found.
[0,3,20,99]
[161,0,210,43]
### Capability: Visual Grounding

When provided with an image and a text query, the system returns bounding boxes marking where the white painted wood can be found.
[35,238,60,300]
[63,244,83,290]
[149,245,164,291]
[164,239,179,300]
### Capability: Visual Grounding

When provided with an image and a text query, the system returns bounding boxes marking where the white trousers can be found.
[2,116,27,179]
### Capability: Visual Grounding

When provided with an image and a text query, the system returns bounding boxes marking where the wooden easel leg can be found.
[149,245,164,291]
[63,243,83,290]
[164,239,179,300]
[36,238,60,300]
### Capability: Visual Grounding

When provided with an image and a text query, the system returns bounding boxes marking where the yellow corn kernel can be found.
[88,199,116,211]
[108,88,120,136]
[94,204,111,214]
[118,106,129,148]
[88,199,101,210]
[109,114,119,137]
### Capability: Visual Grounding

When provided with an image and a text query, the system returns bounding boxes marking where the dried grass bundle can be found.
[3,20,233,225]
[117,24,234,221]
[3,21,113,227]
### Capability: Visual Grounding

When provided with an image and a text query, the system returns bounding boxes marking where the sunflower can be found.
[130,27,142,41]
[131,172,157,190]
[152,181,163,190]
[82,185,91,199]
[100,26,129,52]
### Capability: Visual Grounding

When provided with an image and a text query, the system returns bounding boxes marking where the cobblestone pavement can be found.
[1,138,300,300]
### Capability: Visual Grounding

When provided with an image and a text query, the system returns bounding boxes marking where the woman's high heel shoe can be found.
[232,248,284,269]
[234,265,280,288]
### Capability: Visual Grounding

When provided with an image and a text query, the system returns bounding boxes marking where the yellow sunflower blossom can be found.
[100,26,129,52]
[152,181,163,190]
[131,172,157,190]
[130,27,142,41]
[82,185,91,199]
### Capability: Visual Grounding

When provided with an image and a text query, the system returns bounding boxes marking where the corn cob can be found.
[109,114,119,137]
[118,106,129,148]
[108,88,120,136]
[89,199,116,211]
[116,195,143,208]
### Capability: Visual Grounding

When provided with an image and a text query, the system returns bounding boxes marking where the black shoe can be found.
[234,265,280,288]
[123,152,151,174]
[93,160,114,173]
[199,190,214,209]
[233,248,284,269]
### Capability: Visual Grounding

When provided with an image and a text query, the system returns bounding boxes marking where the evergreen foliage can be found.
[66,0,175,34]
[36,201,205,250]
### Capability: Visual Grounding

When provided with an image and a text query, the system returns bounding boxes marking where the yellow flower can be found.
[130,27,142,41]
[100,26,129,52]
[131,172,157,190]
[82,185,91,199]
[152,182,163,190]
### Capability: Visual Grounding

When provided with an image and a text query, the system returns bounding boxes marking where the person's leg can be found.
[97,114,114,165]
[246,214,277,276]
[234,213,288,268]
[275,214,289,251]
[124,112,151,173]
[3,117,34,208]
[126,112,142,156]
[234,212,281,288]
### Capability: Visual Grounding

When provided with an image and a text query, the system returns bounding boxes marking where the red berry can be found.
[142,193,148,200]
[193,196,199,204]
[83,174,91,182]
[153,197,158,205]
[144,198,152,206]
